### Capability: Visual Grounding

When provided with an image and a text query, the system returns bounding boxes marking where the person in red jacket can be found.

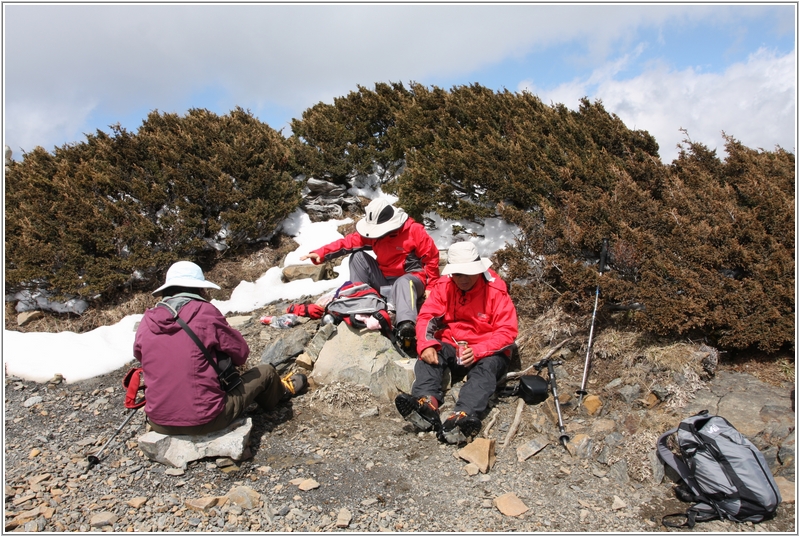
[300,198,440,355]
[134,261,306,435]
[395,241,518,444]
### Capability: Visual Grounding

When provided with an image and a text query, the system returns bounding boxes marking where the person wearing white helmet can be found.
[134,261,306,435]
[300,198,440,355]
[395,241,518,444]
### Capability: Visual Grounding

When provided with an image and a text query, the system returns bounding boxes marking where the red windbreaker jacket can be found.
[133,299,249,427]
[310,217,440,287]
[416,268,518,361]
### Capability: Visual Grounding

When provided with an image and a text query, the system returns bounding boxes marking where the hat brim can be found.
[355,211,408,238]
[152,277,221,296]
[441,258,492,276]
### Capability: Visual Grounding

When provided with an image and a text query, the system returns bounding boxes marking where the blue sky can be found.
[3,3,796,164]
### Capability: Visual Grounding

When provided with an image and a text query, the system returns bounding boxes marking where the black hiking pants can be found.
[411,341,509,417]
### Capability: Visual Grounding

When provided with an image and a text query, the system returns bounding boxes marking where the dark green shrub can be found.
[5,107,301,304]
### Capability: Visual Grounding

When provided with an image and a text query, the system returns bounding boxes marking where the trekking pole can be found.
[87,407,139,469]
[577,238,609,407]
[536,358,569,448]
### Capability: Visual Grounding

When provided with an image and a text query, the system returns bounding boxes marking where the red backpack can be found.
[325,281,393,339]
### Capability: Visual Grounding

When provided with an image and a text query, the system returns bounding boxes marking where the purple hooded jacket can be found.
[133,298,249,427]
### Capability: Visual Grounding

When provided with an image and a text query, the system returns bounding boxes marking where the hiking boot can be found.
[395,321,417,357]
[280,372,307,401]
[439,411,482,444]
[395,393,441,432]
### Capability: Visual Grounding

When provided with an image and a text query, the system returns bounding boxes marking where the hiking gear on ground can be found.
[395,394,441,432]
[325,281,394,337]
[577,238,609,406]
[280,372,307,400]
[261,313,300,328]
[416,268,517,363]
[286,303,324,319]
[355,198,409,238]
[349,252,426,327]
[535,358,570,447]
[518,375,549,405]
[309,216,440,287]
[152,261,221,296]
[87,407,140,470]
[441,241,492,276]
[440,411,482,444]
[657,410,781,528]
[123,367,146,409]
[396,320,417,356]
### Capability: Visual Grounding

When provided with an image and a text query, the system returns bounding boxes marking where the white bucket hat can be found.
[355,198,409,238]
[152,261,221,296]
[441,242,492,276]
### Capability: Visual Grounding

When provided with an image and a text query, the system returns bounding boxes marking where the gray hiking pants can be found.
[349,250,424,326]
[411,342,509,417]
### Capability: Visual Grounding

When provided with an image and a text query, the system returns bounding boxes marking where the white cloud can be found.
[524,48,796,163]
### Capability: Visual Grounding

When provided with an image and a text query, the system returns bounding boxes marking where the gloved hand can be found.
[286,303,324,319]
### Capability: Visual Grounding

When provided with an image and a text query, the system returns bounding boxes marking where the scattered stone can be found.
[494,492,529,517]
[23,396,43,408]
[336,508,352,528]
[774,476,795,503]
[165,467,185,476]
[28,448,41,458]
[582,395,602,415]
[185,496,225,512]
[260,329,313,368]
[226,315,252,328]
[127,497,148,509]
[138,418,252,469]
[464,463,480,476]
[216,457,236,468]
[281,264,335,283]
[298,478,320,491]
[17,310,44,326]
[89,511,118,527]
[567,433,593,458]
[359,407,379,418]
[295,353,314,370]
[516,436,549,462]
[611,496,626,510]
[46,374,64,386]
[457,438,496,474]
[618,384,641,404]
[226,486,261,509]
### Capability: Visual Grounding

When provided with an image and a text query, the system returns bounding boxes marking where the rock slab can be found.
[138,418,252,469]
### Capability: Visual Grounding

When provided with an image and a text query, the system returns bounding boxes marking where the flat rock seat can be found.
[138,418,252,469]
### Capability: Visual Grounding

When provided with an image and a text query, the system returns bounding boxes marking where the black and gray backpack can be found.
[656,410,782,528]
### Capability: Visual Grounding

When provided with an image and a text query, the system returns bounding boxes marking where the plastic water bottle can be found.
[260,314,299,328]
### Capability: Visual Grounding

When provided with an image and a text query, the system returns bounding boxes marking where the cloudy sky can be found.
[3,3,796,164]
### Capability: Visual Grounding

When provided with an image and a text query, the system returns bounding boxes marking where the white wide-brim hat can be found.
[355,198,409,238]
[441,241,492,276]
[152,261,221,296]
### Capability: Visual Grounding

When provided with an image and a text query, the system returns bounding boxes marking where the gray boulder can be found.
[311,323,415,402]
[138,418,252,469]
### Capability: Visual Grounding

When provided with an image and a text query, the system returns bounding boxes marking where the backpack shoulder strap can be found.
[156,300,224,376]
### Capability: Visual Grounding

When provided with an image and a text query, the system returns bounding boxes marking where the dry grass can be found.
[306,381,376,417]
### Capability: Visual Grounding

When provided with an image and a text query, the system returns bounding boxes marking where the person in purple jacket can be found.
[134,261,306,435]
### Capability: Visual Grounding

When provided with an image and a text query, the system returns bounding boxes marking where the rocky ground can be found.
[4,300,796,533]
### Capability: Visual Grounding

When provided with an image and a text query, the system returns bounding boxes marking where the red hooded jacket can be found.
[133,298,249,427]
[310,217,440,287]
[416,268,518,361]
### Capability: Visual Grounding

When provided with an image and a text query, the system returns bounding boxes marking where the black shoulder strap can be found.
[157,301,224,376]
